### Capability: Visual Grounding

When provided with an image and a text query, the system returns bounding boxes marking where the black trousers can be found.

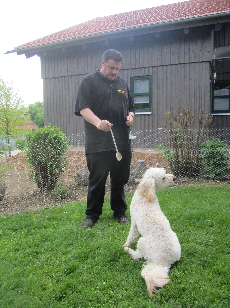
[85,148,132,221]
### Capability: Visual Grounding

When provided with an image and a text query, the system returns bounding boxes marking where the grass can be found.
[0,184,229,308]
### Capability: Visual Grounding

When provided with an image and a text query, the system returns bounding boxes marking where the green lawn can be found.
[0,185,229,308]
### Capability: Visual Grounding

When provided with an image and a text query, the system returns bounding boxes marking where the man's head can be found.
[100,49,123,81]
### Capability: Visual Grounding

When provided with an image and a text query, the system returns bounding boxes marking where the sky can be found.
[1,0,186,106]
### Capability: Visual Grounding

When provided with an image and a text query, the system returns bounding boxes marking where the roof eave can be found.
[8,11,230,58]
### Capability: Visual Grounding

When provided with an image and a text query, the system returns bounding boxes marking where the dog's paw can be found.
[123,246,129,251]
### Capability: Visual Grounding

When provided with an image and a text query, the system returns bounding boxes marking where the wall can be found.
[41,24,216,144]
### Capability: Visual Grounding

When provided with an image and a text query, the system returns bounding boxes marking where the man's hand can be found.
[126,114,134,127]
[96,120,113,132]
[80,108,113,132]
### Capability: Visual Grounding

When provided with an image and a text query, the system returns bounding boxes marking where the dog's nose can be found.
[173,176,177,181]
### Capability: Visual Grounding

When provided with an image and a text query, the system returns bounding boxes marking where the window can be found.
[212,81,230,114]
[130,76,152,113]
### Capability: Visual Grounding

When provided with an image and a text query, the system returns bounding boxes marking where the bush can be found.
[0,164,10,201]
[15,139,27,150]
[161,108,212,177]
[200,138,230,180]
[26,126,70,193]
[0,141,11,153]
[53,184,69,201]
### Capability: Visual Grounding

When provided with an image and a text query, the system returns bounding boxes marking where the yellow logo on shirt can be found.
[117,90,125,93]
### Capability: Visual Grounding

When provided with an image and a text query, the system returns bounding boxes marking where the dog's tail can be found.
[141,263,170,296]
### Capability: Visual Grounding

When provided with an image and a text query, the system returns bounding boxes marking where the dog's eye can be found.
[162,177,165,180]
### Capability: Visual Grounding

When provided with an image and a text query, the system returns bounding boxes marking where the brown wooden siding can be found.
[211,115,230,128]
[41,23,230,145]
[214,22,230,48]
[118,62,211,133]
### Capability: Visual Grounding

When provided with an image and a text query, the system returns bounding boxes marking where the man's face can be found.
[100,59,121,81]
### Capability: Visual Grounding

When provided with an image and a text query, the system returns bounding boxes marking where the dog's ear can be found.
[138,178,156,202]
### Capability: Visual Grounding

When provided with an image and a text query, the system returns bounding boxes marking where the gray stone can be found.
[74,167,89,186]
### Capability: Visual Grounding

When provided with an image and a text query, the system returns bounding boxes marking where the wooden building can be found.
[10,0,230,146]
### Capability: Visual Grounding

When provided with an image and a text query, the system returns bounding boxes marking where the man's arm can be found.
[80,108,113,132]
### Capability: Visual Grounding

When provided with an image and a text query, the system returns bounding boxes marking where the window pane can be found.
[134,96,149,109]
[213,81,230,112]
[214,89,230,96]
[131,76,152,112]
[214,98,229,110]
[134,79,149,93]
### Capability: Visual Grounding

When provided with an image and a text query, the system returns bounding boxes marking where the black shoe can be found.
[82,218,95,228]
[116,216,130,225]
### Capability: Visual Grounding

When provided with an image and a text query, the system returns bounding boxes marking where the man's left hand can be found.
[126,115,134,127]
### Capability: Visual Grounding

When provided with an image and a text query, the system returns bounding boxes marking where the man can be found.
[75,49,135,228]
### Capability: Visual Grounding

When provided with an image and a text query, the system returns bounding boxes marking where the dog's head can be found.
[138,168,175,202]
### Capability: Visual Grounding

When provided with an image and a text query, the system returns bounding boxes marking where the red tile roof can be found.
[16,0,230,51]
[17,119,38,130]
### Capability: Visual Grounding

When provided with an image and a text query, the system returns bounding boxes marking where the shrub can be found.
[0,141,11,153]
[53,184,69,200]
[0,165,10,177]
[0,164,10,201]
[15,139,27,150]
[200,137,229,180]
[26,126,70,193]
[161,108,212,177]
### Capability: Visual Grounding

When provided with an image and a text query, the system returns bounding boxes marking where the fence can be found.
[68,128,230,149]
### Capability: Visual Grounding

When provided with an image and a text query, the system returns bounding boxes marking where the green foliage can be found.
[200,138,229,180]
[161,108,212,177]
[26,126,70,193]
[27,101,44,128]
[0,164,10,181]
[0,141,11,153]
[0,163,10,200]
[53,184,69,200]
[0,186,229,307]
[0,77,29,142]
[15,139,27,150]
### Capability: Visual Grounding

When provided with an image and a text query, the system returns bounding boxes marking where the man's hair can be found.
[102,49,123,63]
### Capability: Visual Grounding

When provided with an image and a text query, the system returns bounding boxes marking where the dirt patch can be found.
[0,148,228,216]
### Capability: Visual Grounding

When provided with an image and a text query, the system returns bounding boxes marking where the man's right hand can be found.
[80,108,113,132]
[96,120,113,132]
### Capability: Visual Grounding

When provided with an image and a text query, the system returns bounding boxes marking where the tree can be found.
[28,101,44,128]
[0,77,29,143]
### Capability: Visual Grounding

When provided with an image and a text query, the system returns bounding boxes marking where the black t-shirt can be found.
[75,71,135,153]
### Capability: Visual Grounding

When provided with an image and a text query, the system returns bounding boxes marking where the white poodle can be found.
[123,168,181,295]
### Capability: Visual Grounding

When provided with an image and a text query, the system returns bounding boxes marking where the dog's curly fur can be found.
[123,168,181,295]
